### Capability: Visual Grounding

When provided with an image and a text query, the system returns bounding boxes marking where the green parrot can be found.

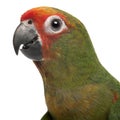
[13,7,120,120]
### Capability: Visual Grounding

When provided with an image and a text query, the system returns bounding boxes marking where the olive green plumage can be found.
[13,7,120,120]
[40,19,120,120]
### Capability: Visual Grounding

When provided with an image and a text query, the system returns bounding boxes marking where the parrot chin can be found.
[13,21,43,61]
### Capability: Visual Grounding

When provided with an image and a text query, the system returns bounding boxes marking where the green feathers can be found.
[13,7,120,120]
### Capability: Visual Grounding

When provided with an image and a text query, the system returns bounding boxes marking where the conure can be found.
[13,6,120,120]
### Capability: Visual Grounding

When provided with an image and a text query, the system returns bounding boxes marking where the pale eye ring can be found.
[44,15,67,34]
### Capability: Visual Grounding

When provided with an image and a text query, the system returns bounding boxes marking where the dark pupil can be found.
[51,19,61,30]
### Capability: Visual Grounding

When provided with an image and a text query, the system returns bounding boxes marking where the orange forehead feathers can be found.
[21,7,67,23]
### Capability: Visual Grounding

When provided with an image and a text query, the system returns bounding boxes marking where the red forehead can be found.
[21,7,66,22]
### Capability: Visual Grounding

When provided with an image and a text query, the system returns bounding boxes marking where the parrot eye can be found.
[51,19,62,31]
[44,15,67,34]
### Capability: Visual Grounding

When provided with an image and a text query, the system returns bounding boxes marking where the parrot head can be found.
[13,7,97,63]
[13,7,71,61]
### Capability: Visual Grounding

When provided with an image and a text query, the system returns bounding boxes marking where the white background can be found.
[0,0,120,120]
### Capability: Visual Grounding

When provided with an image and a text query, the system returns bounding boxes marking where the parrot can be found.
[13,6,120,120]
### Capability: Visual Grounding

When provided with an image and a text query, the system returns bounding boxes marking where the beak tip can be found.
[13,41,19,55]
[14,46,19,55]
[15,51,19,55]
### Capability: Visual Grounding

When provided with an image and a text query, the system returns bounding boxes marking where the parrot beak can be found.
[13,22,42,61]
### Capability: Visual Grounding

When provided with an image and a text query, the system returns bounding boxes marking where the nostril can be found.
[28,20,32,24]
